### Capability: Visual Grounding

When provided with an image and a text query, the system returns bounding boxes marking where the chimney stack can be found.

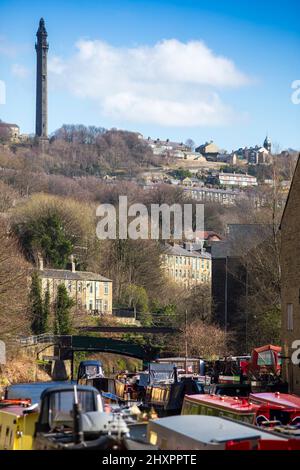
[70,254,76,273]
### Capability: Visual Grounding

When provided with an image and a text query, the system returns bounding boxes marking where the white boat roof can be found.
[150,416,285,444]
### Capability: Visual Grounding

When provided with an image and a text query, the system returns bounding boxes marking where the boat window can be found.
[216,387,248,397]
[4,427,10,449]
[85,365,100,377]
[190,404,200,415]
[48,390,96,429]
[195,382,204,394]
[257,350,273,366]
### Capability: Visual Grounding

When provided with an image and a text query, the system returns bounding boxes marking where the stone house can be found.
[280,155,300,394]
[37,256,113,315]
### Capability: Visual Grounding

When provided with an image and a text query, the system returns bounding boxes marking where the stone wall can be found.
[281,157,300,394]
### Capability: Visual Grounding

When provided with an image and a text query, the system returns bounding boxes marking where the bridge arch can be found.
[69,336,157,361]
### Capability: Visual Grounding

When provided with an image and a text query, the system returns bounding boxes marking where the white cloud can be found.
[11,63,30,79]
[49,38,251,127]
[0,36,18,58]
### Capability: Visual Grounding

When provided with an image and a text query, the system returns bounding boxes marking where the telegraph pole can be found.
[185,309,188,373]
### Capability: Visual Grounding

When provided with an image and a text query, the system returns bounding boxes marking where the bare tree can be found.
[0,218,30,339]
[0,181,19,212]
[171,319,230,359]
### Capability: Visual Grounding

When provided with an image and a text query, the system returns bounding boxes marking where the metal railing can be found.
[17,333,56,346]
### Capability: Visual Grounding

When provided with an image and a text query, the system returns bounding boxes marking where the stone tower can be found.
[35,18,48,139]
[263,134,272,153]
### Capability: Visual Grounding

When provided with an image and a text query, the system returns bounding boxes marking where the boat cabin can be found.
[144,363,204,415]
[155,357,205,375]
[247,345,282,377]
[207,383,251,397]
[36,385,103,434]
[147,415,292,450]
[77,360,104,382]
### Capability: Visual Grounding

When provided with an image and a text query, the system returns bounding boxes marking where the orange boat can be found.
[0,398,32,408]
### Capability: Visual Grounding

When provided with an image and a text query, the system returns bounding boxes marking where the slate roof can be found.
[37,269,111,282]
[164,243,211,260]
[0,122,19,128]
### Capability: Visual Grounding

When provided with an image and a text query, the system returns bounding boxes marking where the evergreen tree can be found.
[42,281,50,333]
[29,272,44,334]
[20,212,73,268]
[54,284,74,335]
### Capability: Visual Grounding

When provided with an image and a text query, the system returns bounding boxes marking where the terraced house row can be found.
[162,242,211,286]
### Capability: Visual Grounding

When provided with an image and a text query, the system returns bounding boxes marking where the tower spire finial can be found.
[37,17,47,36]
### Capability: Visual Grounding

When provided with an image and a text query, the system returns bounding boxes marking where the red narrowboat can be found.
[182,394,261,425]
[249,392,300,426]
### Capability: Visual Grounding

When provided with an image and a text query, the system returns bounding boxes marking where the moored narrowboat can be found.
[0,402,39,450]
[147,415,298,450]
[77,360,104,382]
[34,385,155,450]
[144,363,204,415]
[181,394,260,425]
[249,392,300,425]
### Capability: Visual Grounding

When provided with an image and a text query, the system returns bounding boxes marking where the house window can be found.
[104,282,109,295]
[95,299,102,312]
[89,300,93,310]
[89,282,93,294]
[104,300,108,311]
[287,304,294,331]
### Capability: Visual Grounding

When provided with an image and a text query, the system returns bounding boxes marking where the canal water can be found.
[6,381,76,404]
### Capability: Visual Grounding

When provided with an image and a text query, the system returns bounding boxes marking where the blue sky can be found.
[0,0,299,151]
